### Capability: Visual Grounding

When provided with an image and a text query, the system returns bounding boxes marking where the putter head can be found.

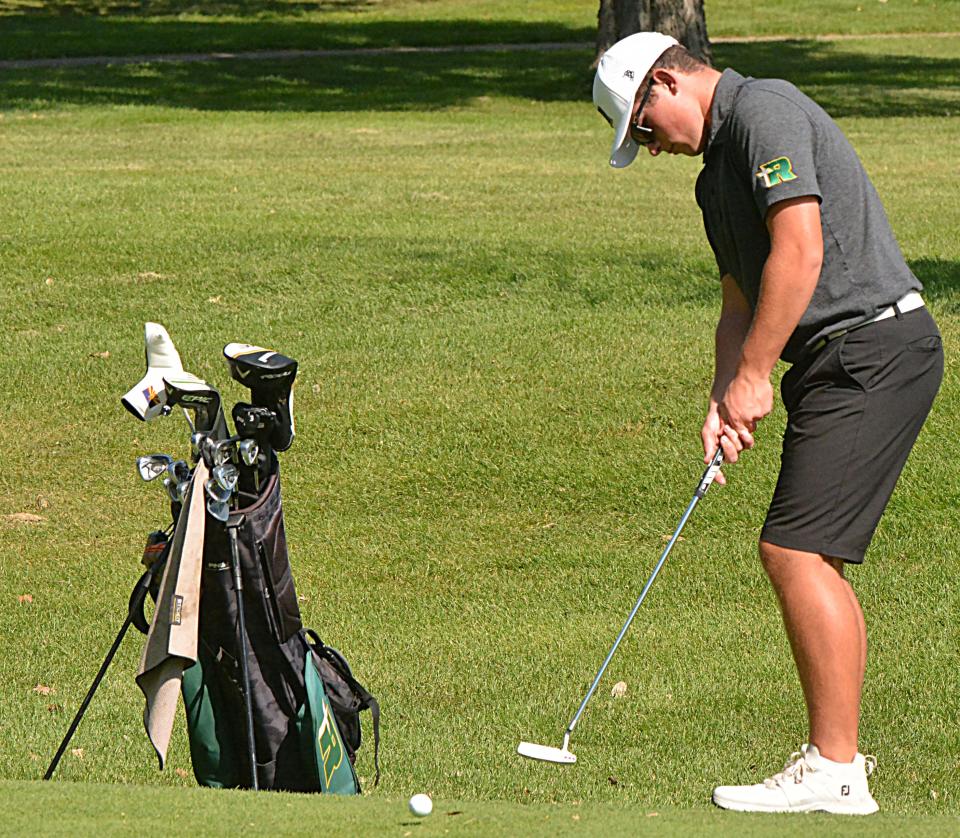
[163,374,228,439]
[223,343,297,451]
[517,741,577,765]
[121,323,184,422]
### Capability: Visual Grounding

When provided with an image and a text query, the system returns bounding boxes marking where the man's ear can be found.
[651,68,679,94]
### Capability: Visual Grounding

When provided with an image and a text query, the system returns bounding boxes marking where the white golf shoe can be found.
[712,744,879,815]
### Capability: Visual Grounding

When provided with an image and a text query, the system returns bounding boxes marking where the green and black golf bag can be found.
[179,470,380,793]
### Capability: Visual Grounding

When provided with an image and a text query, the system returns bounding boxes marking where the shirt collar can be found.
[704,68,747,155]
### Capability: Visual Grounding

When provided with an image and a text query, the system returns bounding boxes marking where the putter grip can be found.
[695,448,724,499]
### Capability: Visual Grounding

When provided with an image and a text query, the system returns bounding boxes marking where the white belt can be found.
[812,291,924,353]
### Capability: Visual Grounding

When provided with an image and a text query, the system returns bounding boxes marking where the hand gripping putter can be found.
[517,448,724,765]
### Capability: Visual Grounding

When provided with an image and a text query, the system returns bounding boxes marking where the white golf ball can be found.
[408,793,433,817]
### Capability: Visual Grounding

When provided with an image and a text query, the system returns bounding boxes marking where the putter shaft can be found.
[564,447,724,741]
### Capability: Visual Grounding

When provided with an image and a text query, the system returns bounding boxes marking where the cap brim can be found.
[610,134,640,168]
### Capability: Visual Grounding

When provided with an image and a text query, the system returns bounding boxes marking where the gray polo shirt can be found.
[695,69,920,363]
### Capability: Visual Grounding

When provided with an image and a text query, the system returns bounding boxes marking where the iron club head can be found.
[205,478,232,505]
[137,454,173,482]
[238,438,259,467]
[206,497,230,522]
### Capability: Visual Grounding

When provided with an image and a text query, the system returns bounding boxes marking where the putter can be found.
[517,448,724,765]
[121,323,185,423]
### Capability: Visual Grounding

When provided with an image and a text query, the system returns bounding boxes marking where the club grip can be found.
[695,448,724,499]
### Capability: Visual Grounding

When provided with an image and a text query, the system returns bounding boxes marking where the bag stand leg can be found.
[44,566,157,780]
[227,513,259,790]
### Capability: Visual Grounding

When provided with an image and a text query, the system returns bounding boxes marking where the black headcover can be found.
[223,344,298,451]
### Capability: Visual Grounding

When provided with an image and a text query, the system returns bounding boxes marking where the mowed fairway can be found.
[0,3,958,834]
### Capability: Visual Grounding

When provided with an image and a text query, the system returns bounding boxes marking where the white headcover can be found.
[121,323,184,421]
[592,32,678,168]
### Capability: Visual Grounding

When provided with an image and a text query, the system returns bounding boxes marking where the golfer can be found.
[593,33,942,814]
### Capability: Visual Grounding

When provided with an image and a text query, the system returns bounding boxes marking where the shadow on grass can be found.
[714,40,960,118]
[0,35,957,116]
[0,12,592,61]
[0,47,595,110]
[911,259,960,314]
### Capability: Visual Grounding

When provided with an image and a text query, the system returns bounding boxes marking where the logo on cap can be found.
[624,70,635,79]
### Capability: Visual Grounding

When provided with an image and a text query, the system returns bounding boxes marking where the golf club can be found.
[212,463,239,495]
[232,402,275,495]
[163,374,229,441]
[167,460,191,484]
[137,454,173,482]
[223,343,297,452]
[517,447,724,765]
[190,432,208,464]
[237,439,261,494]
[224,511,259,789]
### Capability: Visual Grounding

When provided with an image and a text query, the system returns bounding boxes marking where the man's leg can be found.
[711,541,879,814]
[759,541,864,762]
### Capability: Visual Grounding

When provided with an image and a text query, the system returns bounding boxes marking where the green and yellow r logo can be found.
[316,699,344,787]
[755,157,797,188]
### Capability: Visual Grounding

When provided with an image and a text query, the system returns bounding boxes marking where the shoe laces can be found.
[763,751,812,789]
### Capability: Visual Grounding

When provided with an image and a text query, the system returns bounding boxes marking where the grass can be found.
[0,2,958,834]
[6,780,960,837]
[0,0,956,61]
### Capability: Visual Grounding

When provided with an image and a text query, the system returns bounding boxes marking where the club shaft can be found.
[227,522,259,790]
[565,448,724,739]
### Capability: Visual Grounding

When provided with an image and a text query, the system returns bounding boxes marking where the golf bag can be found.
[173,469,380,793]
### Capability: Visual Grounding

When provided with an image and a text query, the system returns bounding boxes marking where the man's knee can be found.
[759,540,844,582]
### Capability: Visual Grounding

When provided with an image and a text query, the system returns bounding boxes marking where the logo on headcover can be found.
[756,157,798,188]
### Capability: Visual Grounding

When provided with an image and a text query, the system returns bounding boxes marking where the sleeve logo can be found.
[755,157,797,188]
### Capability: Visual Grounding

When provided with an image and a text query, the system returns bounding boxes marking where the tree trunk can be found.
[596,0,712,66]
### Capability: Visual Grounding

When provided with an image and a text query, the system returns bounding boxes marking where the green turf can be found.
[0,0,956,61]
[0,5,958,834]
[4,779,960,836]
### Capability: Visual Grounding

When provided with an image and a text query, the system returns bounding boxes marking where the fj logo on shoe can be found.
[755,156,798,188]
[841,784,851,797]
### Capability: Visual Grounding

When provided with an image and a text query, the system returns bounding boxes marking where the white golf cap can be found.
[121,322,184,421]
[593,32,678,168]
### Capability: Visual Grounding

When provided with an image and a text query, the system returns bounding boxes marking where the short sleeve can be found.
[735,91,823,217]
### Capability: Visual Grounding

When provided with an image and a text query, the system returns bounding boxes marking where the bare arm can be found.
[701,276,752,483]
[718,196,823,447]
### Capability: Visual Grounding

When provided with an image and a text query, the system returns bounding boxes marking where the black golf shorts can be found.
[761,307,943,563]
